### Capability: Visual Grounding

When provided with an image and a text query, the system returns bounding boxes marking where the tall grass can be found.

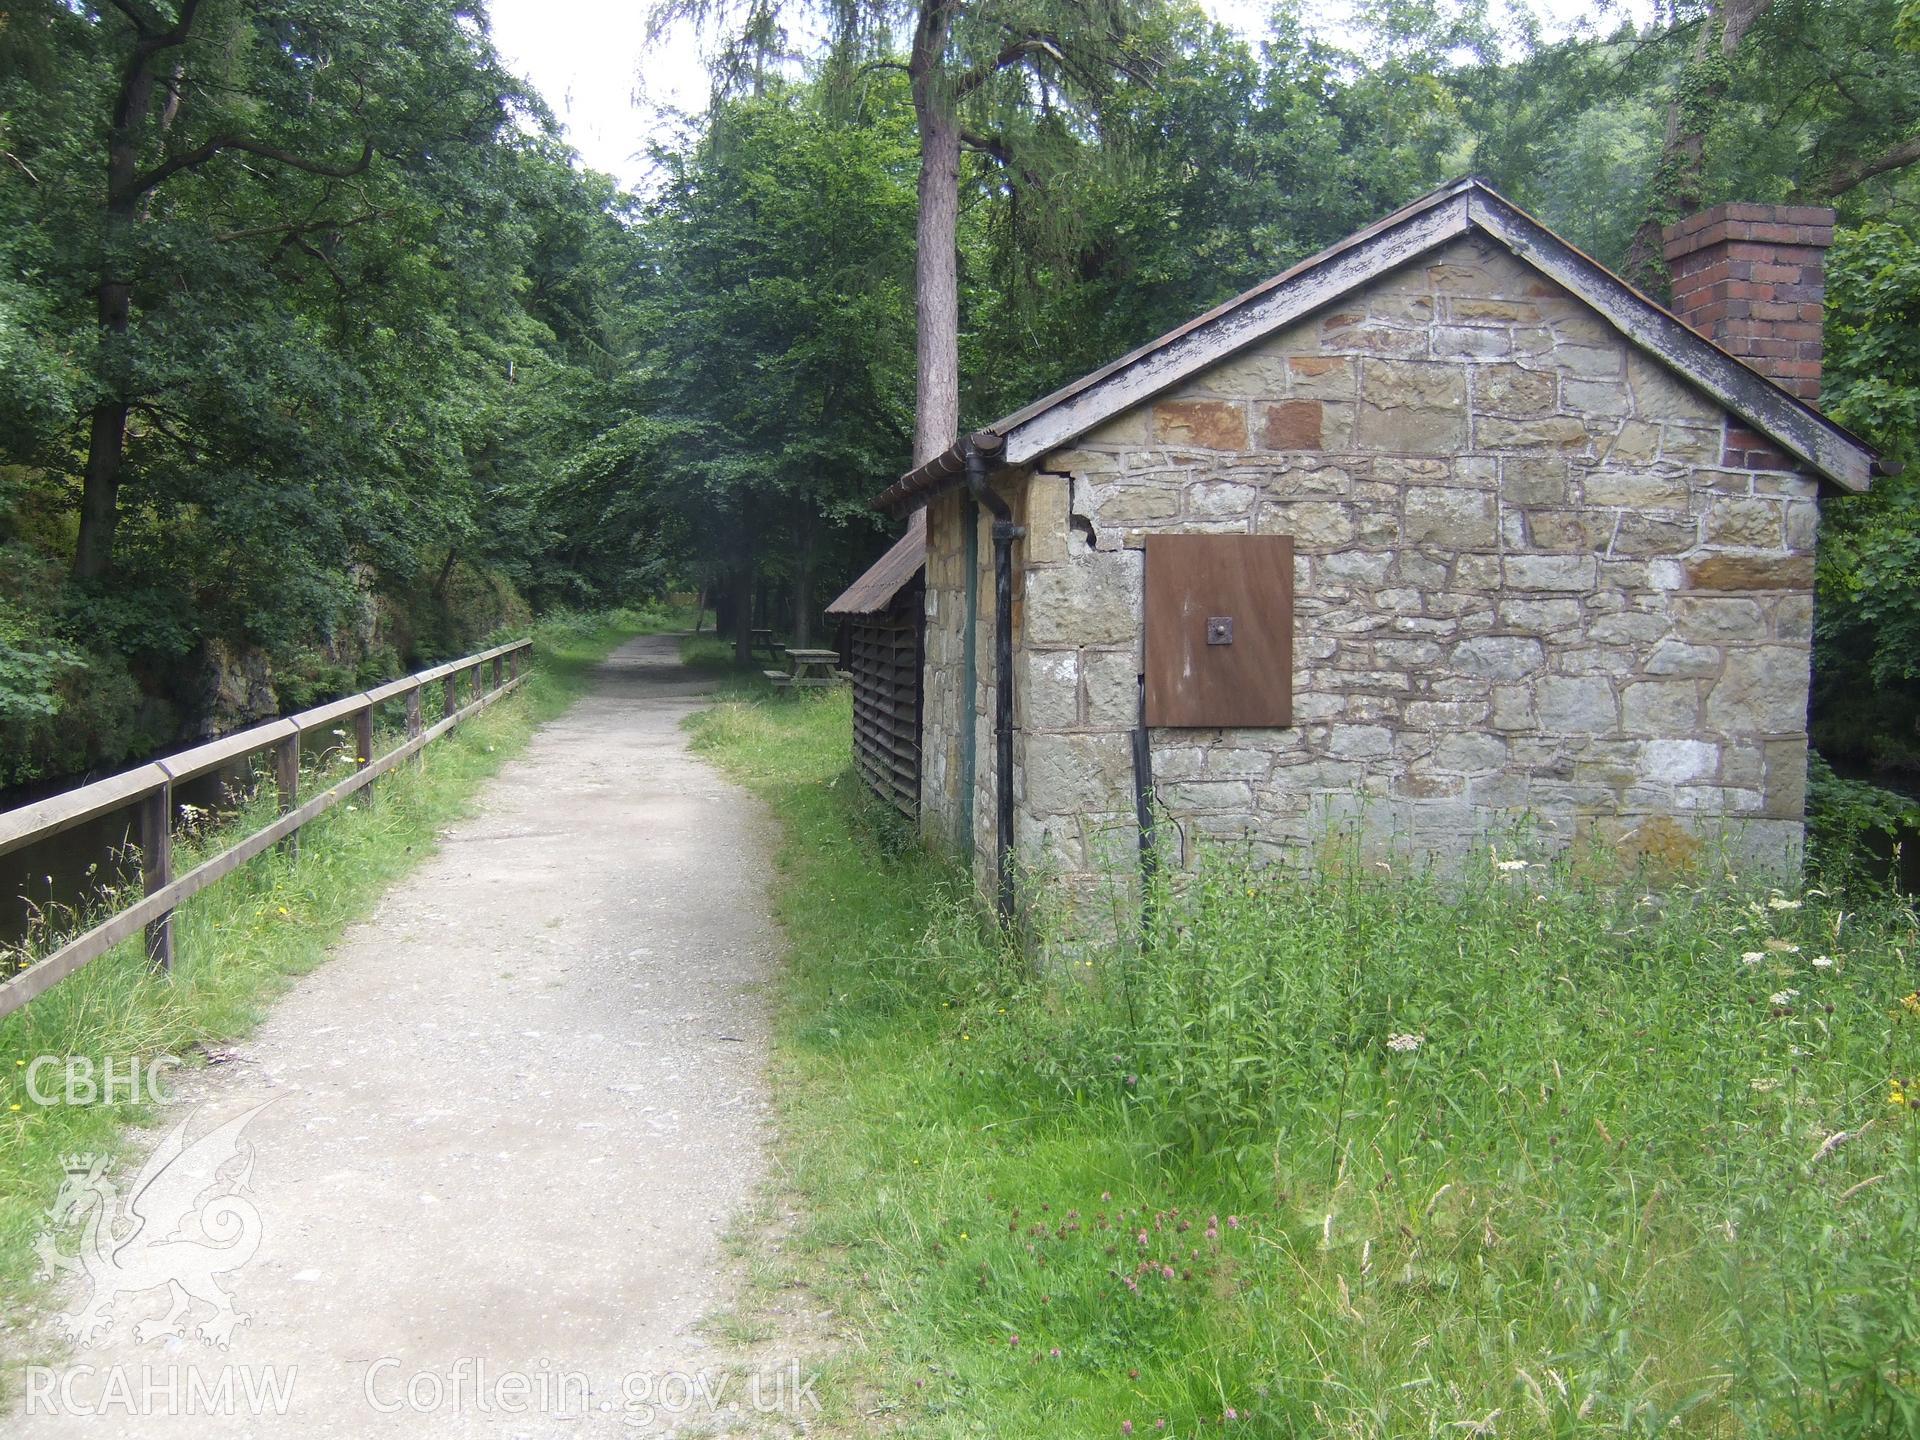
[0,607,655,1365]
[690,688,1920,1439]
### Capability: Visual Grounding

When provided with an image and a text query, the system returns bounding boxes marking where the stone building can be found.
[844,179,1882,917]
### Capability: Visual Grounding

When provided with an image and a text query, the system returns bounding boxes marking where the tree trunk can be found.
[1622,0,1774,296]
[74,45,161,582]
[912,64,962,464]
[75,391,130,581]
[733,548,756,669]
[791,512,815,649]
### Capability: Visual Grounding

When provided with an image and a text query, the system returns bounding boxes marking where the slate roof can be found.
[825,509,925,617]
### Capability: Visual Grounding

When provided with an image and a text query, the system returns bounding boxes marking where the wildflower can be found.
[1008,1334,1019,1348]
[1387,1033,1424,1053]
[1049,1347,1060,1359]
[1811,955,1834,969]
[1769,989,1799,1007]
[1123,1424,1134,1436]
[1741,952,1766,965]
[8,1104,18,1112]
[1496,859,1528,873]
[1226,1408,1239,1422]
[1749,1078,1780,1093]
[1900,993,1920,1018]
[1226,1215,1241,1229]
[1766,897,1803,911]
[1892,1079,1908,1110]
[1765,939,1799,954]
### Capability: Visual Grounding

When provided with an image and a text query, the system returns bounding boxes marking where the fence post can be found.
[138,781,174,972]
[274,733,300,860]
[405,685,423,763]
[355,704,374,802]
[491,653,503,691]
[472,661,485,698]
[443,671,459,721]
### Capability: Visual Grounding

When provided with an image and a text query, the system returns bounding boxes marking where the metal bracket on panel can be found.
[1206,616,1234,646]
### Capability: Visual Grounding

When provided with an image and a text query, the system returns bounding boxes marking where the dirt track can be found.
[14,634,791,1437]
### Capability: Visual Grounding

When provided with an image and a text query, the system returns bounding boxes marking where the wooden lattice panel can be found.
[849,609,922,817]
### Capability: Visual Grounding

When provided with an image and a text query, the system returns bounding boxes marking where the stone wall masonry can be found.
[918,479,1024,903]
[991,232,1817,906]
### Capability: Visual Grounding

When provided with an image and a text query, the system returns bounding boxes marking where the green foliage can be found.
[1808,754,1920,878]
[1815,223,1920,780]
[692,687,1920,1438]
[0,0,664,785]
[639,84,920,622]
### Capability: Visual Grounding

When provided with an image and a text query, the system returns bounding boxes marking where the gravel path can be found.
[13,634,789,1437]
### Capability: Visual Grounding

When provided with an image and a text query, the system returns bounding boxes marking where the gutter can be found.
[878,433,987,517]
[960,431,1020,927]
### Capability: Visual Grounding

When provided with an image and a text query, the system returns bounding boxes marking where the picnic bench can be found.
[764,647,845,690]
[749,627,782,661]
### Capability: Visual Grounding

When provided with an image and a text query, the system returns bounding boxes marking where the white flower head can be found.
[1767,897,1803,912]
[1496,859,1529,873]
[1769,989,1800,1007]
[1386,1033,1424,1053]
[1749,1078,1781,1092]
[1741,952,1766,965]
[1811,955,1834,969]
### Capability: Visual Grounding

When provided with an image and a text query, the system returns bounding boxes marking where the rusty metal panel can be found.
[1144,534,1293,728]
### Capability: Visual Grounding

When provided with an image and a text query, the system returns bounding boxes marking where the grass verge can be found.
[690,687,1920,1440]
[0,605,658,1367]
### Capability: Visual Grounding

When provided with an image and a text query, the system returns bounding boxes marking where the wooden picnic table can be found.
[764,647,845,690]
[749,627,782,661]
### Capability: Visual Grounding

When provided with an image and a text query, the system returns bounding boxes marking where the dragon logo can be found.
[34,1101,273,1350]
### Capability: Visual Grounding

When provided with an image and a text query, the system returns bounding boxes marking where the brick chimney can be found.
[1661,203,1836,405]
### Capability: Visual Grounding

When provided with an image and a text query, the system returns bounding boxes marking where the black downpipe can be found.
[963,435,1020,927]
[1132,673,1157,941]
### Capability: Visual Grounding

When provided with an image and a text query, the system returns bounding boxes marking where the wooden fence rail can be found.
[0,637,534,1022]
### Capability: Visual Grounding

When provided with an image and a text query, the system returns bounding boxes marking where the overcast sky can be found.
[486,0,1653,192]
